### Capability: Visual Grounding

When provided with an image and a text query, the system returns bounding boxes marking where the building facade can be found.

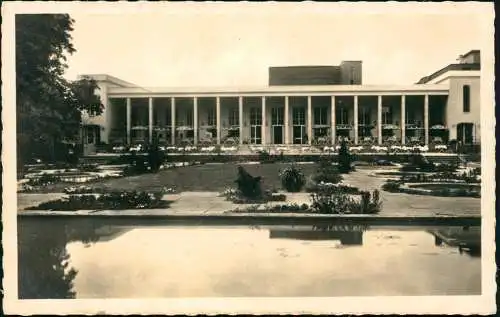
[80,50,480,154]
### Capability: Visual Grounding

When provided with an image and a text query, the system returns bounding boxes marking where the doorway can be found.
[293,125,306,144]
[250,125,262,144]
[273,126,283,144]
[457,123,474,144]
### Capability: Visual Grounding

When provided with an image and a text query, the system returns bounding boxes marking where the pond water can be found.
[18,218,481,299]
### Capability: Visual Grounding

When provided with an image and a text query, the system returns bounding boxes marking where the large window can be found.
[164,109,171,126]
[250,107,262,125]
[207,108,216,126]
[314,106,328,125]
[293,107,306,125]
[336,107,349,124]
[382,106,392,124]
[228,107,239,126]
[271,107,284,125]
[358,107,371,125]
[463,85,471,112]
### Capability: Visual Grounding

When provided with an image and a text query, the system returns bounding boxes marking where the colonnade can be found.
[122,94,431,146]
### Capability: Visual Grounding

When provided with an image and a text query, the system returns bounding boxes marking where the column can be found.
[353,95,359,145]
[307,96,312,145]
[148,97,153,143]
[216,97,221,145]
[126,98,131,144]
[331,96,336,144]
[170,97,176,145]
[424,94,429,145]
[193,97,198,146]
[238,96,243,145]
[377,95,382,145]
[401,95,406,145]
[284,96,290,145]
[261,96,266,145]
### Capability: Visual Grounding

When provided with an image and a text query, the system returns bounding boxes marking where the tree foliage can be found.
[16,14,103,164]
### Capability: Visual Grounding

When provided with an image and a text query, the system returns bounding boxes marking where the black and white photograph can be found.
[2,2,496,315]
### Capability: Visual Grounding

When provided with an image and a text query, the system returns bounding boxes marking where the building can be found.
[269,61,362,86]
[79,50,480,154]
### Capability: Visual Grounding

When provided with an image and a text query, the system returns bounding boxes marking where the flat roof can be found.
[416,63,480,84]
[106,83,450,98]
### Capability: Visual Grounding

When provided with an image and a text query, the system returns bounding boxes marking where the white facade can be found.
[79,60,480,153]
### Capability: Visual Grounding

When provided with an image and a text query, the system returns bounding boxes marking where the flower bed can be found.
[26,190,173,211]
[381,180,480,198]
[219,187,286,204]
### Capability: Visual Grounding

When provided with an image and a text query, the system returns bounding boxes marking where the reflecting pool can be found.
[18,218,481,298]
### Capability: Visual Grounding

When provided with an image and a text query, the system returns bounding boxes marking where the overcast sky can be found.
[63,3,490,87]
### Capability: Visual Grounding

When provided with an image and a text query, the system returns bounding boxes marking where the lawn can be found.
[33,163,320,193]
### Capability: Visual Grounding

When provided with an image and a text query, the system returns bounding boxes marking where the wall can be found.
[445,76,481,141]
[340,61,363,84]
[81,81,109,143]
[269,66,341,86]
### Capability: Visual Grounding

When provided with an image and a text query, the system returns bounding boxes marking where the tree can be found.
[16,14,103,166]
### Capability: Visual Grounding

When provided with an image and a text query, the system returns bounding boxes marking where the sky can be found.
[63,4,490,88]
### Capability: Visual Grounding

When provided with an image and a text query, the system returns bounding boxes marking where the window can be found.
[250,107,262,125]
[228,108,239,126]
[186,109,193,126]
[336,107,349,124]
[165,110,171,126]
[207,108,216,126]
[271,107,284,125]
[314,107,327,125]
[293,107,306,125]
[463,85,471,112]
[358,107,370,125]
[382,106,392,124]
[88,103,101,117]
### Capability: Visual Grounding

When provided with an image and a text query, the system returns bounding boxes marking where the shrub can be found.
[280,165,306,192]
[305,182,360,194]
[348,190,382,214]
[235,166,264,199]
[258,150,275,164]
[310,183,354,214]
[28,190,171,211]
[147,144,166,172]
[337,140,353,174]
[122,152,149,176]
[382,181,402,192]
[312,163,343,185]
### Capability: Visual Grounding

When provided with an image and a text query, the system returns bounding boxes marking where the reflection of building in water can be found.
[269,228,364,245]
[93,226,131,242]
[428,226,481,257]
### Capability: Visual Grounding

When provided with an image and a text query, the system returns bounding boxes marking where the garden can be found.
[380,151,481,198]
[20,140,481,215]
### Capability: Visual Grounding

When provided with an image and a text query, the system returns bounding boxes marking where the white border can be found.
[2,2,496,315]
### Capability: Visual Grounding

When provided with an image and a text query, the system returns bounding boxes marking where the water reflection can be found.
[18,218,131,299]
[18,219,481,299]
[270,225,368,246]
[428,226,481,257]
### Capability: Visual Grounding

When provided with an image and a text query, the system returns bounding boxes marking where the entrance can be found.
[293,125,306,144]
[273,126,283,144]
[457,123,474,144]
[82,125,100,155]
[250,125,262,144]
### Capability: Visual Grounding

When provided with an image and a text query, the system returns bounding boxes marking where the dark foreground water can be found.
[18,218,481,298]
